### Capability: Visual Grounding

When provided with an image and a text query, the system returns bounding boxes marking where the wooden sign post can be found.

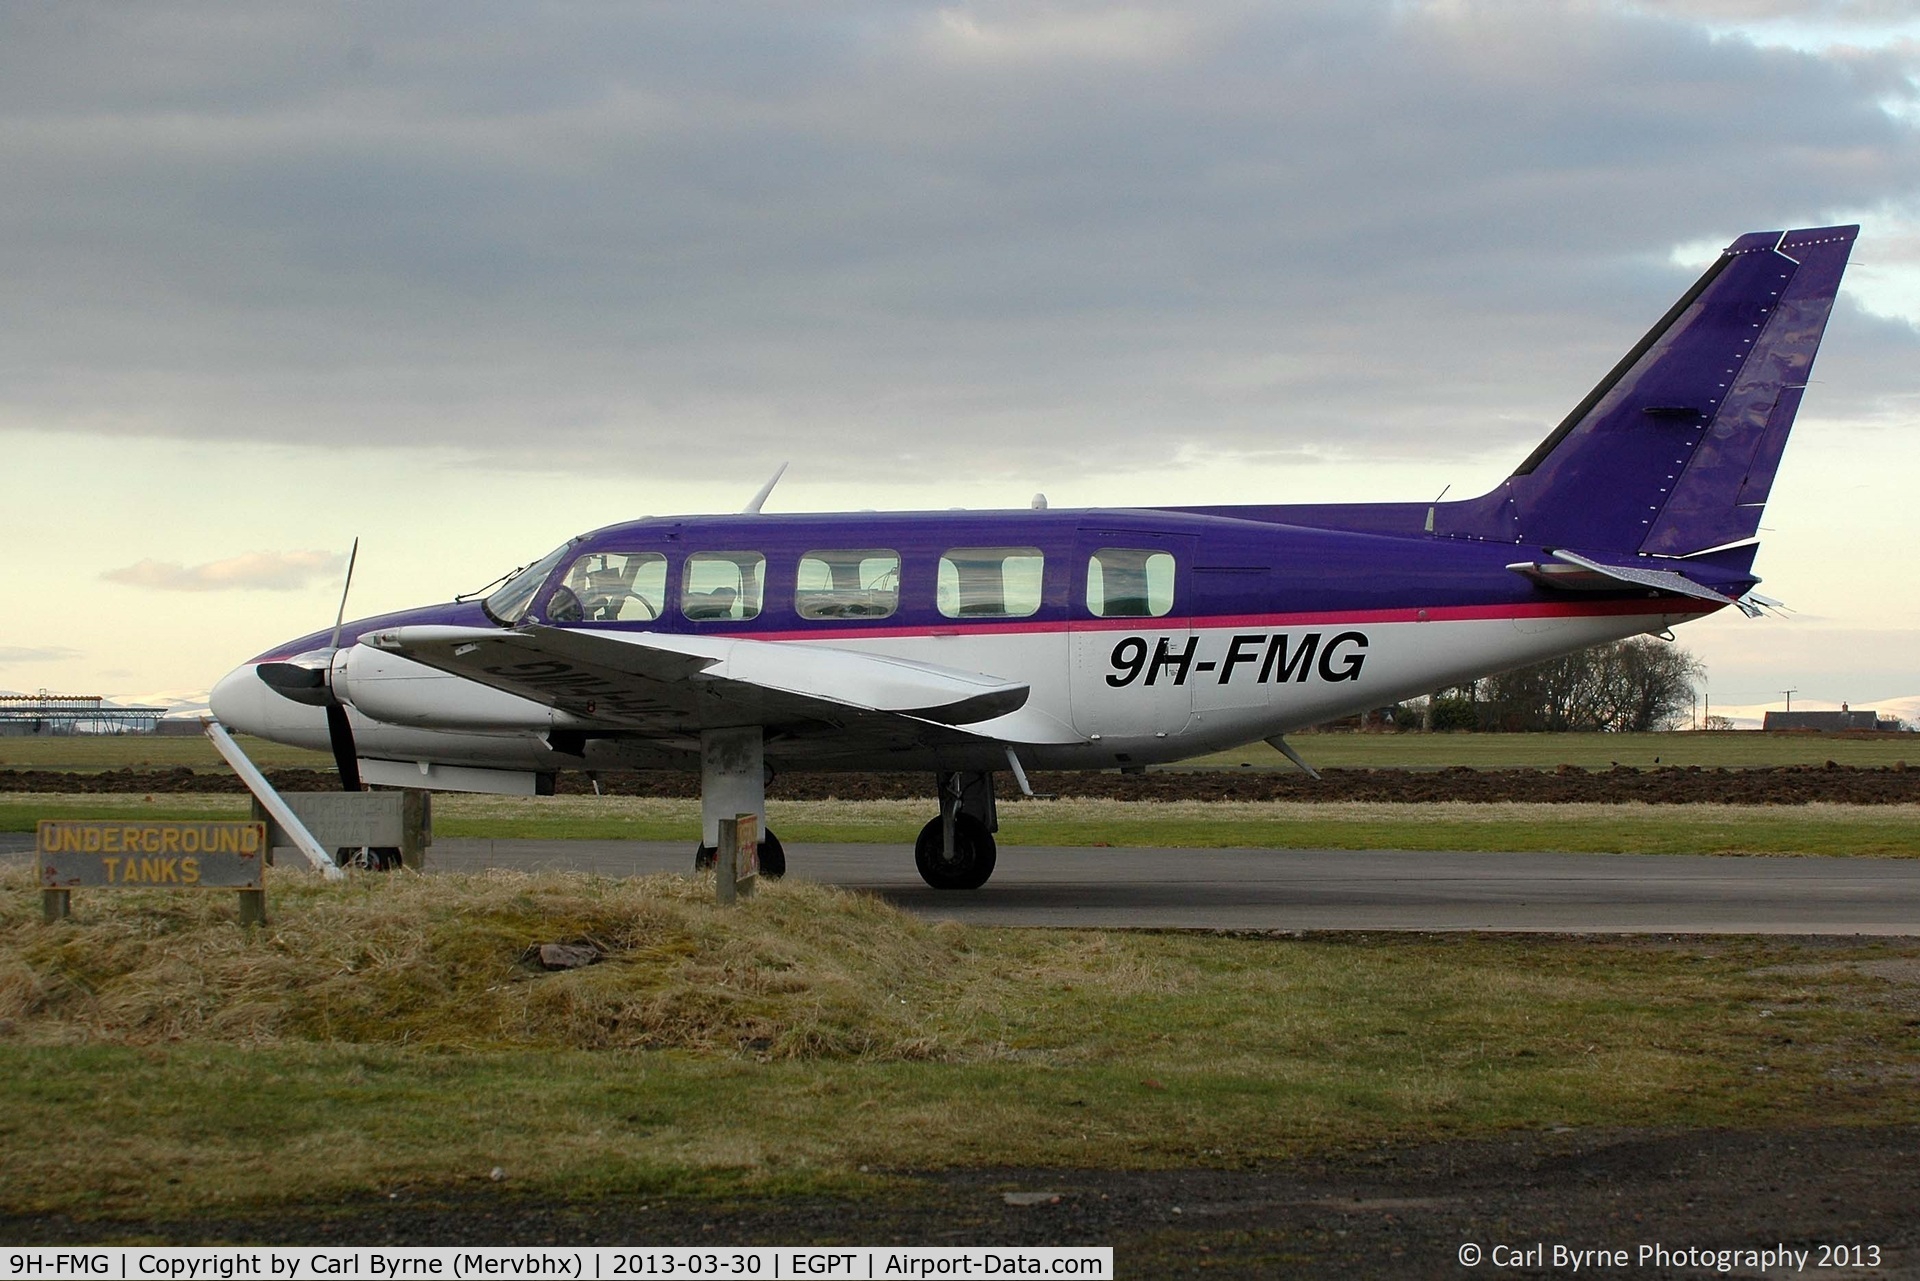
[716,812,760,904]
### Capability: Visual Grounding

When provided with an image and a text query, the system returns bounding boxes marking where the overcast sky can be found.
[6,0,1919,711]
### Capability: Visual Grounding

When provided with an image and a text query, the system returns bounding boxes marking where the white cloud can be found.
[0,646,83,663]
[101,550,346,593]
[924,7,1200,65]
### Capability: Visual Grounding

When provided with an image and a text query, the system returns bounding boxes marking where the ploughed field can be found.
[4,730,1915,804]
[6,761,1919,805]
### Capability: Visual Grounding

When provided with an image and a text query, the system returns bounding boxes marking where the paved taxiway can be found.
[9,834,1916,932]
[422,839,1920,934]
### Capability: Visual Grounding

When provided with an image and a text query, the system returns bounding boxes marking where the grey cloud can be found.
[101,550,347,592]
[1,1,1916,483]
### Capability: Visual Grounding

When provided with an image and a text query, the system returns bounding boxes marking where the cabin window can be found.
[796,550,900,620]
[1086,548,1175,618]
[682,552,765,621]
[937,547,1045,619]
[543,551,668,624]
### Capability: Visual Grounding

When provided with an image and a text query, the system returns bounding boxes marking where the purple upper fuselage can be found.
[255,503,1745,663]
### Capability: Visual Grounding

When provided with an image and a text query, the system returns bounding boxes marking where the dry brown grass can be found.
[1,863,1002,1060]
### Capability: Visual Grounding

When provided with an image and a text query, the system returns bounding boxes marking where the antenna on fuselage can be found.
[742,462,789,514]
[1424,484,1451,534]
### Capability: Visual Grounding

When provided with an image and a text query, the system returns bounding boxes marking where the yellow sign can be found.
[38,821,266,890]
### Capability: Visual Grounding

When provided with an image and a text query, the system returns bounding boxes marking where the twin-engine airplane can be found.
[211,225,1857,888]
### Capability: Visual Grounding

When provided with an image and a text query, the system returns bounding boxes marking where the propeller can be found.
[256,538,364,792]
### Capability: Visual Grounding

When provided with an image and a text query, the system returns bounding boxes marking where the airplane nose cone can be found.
[209,663,274,735]
[210,661,335,750]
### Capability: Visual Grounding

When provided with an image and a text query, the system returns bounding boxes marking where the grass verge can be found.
[4,863,1920,1218]
[6,794,1920,857]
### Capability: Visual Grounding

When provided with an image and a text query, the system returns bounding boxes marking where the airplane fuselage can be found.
[212,505,1715,779]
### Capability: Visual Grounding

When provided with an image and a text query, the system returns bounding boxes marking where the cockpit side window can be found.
[682,552,765,622]
[937,547,1044,619]
[796,549,900,620]
[544,551,668,624]
[1087,548,1175,618]
[483,540,577,625]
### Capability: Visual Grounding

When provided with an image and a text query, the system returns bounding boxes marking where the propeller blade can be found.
[329,537,360,653]
[325,702,363,792]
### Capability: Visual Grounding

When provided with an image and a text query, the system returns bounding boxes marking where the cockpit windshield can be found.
[482,539,577,625]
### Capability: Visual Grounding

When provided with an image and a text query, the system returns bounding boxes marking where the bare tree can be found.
[1475,638,1704,732]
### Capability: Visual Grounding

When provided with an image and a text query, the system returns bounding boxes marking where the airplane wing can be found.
[360,624,1085,750]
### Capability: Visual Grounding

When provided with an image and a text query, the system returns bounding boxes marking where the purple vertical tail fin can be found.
[1437,226,1856,557]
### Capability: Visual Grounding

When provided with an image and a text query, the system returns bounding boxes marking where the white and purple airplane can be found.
[211,225,1857,889]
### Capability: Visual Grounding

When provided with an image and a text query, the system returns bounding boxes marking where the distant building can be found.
[0,693,171,736]
[1763,709,1882,732]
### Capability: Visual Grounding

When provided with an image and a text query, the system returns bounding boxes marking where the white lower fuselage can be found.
[211,601,1701,785]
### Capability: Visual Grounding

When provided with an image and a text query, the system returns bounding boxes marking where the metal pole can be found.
[204,721,344,880]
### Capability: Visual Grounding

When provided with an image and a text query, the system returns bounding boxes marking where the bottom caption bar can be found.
[2,1246,1114,1280]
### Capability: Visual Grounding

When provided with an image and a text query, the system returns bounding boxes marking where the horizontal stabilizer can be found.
[1507,548,1762,616]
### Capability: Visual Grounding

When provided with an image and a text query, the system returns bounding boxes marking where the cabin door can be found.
[1068,530,1196,750]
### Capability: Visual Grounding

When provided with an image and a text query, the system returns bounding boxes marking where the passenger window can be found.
[545,551,668,624]
[1087,548,1175,618]
[682,552,765,621]
[938,547,1045,619]
[796,550,900,620]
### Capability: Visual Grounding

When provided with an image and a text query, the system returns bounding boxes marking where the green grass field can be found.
[1185,730,1918,771]
[7,793,1920,856]
[4,729,1916,775]
[5,865,1918,1219]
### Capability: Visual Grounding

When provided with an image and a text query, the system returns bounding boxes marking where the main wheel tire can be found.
[914,814,997,890]
[336,846,400,871]
[693,831,786,879]
[758,829,786,879]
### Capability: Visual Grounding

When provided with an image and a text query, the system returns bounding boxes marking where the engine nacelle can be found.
[334,645,559,731]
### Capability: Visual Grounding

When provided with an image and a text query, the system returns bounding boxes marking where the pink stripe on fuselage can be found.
[733,595,1719,642]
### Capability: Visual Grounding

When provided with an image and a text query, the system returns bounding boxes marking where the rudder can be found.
[1438,226,1857,556]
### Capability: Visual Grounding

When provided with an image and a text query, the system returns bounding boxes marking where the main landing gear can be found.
[687,727,1000,891]
[691,726,785,880]
[914,769,998,890]
[694,829,787,879]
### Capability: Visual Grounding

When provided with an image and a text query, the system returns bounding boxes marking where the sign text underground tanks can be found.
[38,821,266,890]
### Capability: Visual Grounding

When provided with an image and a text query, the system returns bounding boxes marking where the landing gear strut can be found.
[914,769,998,890]
[691,726,785,879]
